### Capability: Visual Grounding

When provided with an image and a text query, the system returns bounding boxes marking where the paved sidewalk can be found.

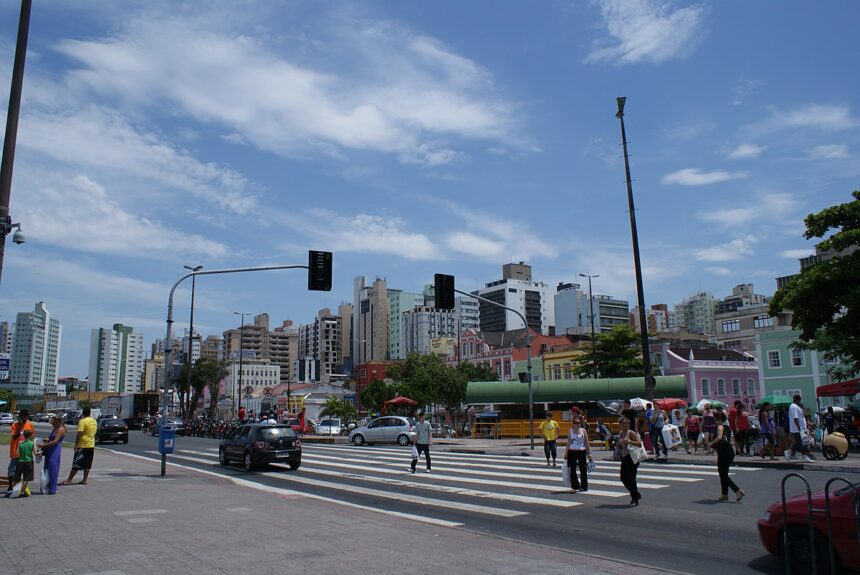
[1,446,686,575]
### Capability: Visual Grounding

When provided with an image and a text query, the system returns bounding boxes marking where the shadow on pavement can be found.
[595,504,637,510]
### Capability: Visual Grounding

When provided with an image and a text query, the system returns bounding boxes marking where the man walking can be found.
[5,410,34,497]
[410,412,432,474]
[650,404,669,460]
[539,412,561,467]
[61,407,98,485]
[785,394,815,463]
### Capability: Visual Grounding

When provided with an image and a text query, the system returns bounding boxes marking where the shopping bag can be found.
[662,424,683,449]
[800,430,811,446]
[628,443,649,464]
[586,459,596,474]
[9,481,22,499]
[410,444,418,459]
[561,462,570,486]
[39,468,49,494]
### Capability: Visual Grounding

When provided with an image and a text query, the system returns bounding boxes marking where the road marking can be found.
[178,449,579,508]
[225,507,254,513]
[125,517,158,524]
[113,509,169,516]
[132,450,463,528]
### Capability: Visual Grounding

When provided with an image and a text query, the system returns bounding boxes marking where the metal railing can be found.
[781,473,816,575]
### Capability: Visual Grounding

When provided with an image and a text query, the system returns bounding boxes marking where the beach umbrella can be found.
[656,398,687,411]
[756,394,793,408]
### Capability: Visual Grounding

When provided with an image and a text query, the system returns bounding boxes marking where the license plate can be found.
[275,451,289,458]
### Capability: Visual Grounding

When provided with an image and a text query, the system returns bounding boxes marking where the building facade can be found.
[402,307,458,356]
[227,359,281,400]
[455,296,480,331]
[674,291,717,335]
[713,284,792,351]
[630,304,674,334]
[473,263,555,335]
[88,323,145,393]
[754,330,836,407]
[388,289,423,360]
[555,282,630,335]
[9,302,62,397]
[296,308,342,383]
[354,276,390,365]
[200,336,223,362]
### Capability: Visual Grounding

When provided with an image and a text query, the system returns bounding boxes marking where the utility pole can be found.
[183,265,203,416]
[234,312,251,418]
[579,273,599,379]
[616,97,654,401]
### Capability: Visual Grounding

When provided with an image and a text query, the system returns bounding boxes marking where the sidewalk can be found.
[0,445,686,575]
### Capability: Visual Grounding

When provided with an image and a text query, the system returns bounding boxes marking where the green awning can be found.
[466,376,687,405]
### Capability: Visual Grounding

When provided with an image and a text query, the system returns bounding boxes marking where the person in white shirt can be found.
[785,394,815,463]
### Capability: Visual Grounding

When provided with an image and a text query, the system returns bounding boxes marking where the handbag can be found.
[800,429,811,446]
[586,458,596,474]
[39,468,49,494]
[628,442,649,464]
[72,449,85,470]
[9,481,22,499]
[561,462,570,486]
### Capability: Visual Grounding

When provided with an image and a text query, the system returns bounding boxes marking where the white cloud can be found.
[705,267,733,276]
[662,168,747,186]
[728,143,765,160]
[694,236,758,262]
[747,104,857,136]
[586,0,707,65]
[697,193,800,228]
[779,249,814,259]
[809,144,849,160]
[445,232,506,259]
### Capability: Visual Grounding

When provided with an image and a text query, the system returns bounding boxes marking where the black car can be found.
[149,417,184,436]
[96,416,129,444]
[219,423,301,472]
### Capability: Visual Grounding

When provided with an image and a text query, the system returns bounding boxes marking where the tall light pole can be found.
[579,273,599,379]
[0,0,32,285]
[616,97,655,402]
[183,265,203,416]
[234,312,251,418]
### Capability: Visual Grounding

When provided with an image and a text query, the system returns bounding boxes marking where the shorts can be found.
[72,448,94,471]
[13,461,33,482]
[687,430,700,443]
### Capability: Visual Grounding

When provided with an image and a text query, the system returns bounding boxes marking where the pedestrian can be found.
[596,418,613,450]
[564,415,592,493]
[649,404,669,460]
[61,406,97,486]
[671,404,685,447]
[621,399,637,431]
[683,408,701,455]
[39,415,66,494]
[5,409,35,497]
[785,394,815,463]
[728,400,741,452]
[539,411,561,467]
[616,416,642,506]
[736,404,751,455]
[709,411,745,502]
[758,402,777,460]
[824,406,835,435]
[410,412,432,474]
[12,429,36,498]
[701,403,716,454]
[297,408,306,434]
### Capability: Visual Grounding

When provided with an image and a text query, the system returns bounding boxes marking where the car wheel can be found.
[786,526,830,574]
[397,434,410,446]
[823,445,838,460]
[289,460,301,471]
[243,452,254,472]
[218,447,228,466]
[352,434,365,446]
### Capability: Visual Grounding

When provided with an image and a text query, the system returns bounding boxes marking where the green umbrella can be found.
[756,394,794,408]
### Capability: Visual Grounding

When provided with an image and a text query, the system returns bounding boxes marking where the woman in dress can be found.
[564,415,592,493]
[701,403,717,454]
[757,402,777,460]
[616,416,642,506]
[709,411,745,502]
[39,415,66,495]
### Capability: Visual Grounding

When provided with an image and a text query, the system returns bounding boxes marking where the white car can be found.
[316,418,342,436]
[0,413,14,426]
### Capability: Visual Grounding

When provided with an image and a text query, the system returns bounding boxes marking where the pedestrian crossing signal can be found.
[308,250,332,291]
[434,273,455,310]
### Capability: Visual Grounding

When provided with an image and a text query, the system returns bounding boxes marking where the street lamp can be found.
[234,312,251,418]
[616,96,655,401]
[183,265,203,416]
[579,273,599,379]
[352,338,367,413]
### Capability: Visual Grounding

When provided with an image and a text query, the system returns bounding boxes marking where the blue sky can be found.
[0,0,857,377]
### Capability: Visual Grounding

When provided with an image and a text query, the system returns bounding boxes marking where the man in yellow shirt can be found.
[61,407,97,486]
[539,411,561,467]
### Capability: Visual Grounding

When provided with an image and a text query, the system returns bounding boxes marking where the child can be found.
[13,429,36,498]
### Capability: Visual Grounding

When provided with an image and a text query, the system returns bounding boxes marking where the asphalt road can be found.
[41,423,855,574]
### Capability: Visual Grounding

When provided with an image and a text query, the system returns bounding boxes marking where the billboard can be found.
[0,353,10,381]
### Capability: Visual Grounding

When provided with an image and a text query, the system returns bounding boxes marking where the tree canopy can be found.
[770,190,860,379]
[319,395,358,422]
[0,389,15,411]
[573,324,644,378]
[360,378,397,414]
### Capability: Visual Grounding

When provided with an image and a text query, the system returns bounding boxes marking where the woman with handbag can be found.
[709,412,746,502]
[564,416,592,493]
[617,416,643,506]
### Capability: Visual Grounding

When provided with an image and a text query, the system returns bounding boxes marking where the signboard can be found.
[277,396,287,406]
[263,387,273,397]
[244,385,254,397]
[0,353,10,381]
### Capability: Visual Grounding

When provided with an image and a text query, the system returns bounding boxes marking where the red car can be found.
[287,418,315,435]
[757,481,860,573]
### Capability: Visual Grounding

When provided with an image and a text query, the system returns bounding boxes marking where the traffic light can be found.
[308,250,332,291]
[434,273,455,310]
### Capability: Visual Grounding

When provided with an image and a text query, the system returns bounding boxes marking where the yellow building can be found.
[542,346,585,381]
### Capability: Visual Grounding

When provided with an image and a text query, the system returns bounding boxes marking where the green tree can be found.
[386,353,452,408]
[770,190,860,379]
[0,389,15,412]
[319,395,358,423]
[573,324,644,378]
[360,378,397,414]
[183,358,228,418]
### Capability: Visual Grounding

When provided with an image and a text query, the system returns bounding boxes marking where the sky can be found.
[0,0,857,378]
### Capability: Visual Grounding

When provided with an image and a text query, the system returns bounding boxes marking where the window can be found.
[791,348,805,367]
[753,315,775,329]
[767,350,781,368]
[717,378,726,396]
[746,378,756,396]
[787,388,801,399]
[701,378,710,396]
[732,378,741,396]
[722,319,740,333]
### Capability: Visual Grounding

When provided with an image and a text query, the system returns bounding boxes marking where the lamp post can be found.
[352,338,367,413]
[454,288,535,450]
[616,97,655,401]
[183,265,203,416]
[579,273,599,379]
[234,312,251,418]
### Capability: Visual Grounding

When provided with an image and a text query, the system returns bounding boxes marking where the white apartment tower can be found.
[473,263,555,335]
[10,302,62,397]
[88,323,145,393]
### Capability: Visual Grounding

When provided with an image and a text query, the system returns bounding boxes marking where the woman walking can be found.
[565,415,592,493]
[684,408,701,455]
[758,402,777,460]
[709,412,745,502]
[617,416,642,506]
[39,415,66,495]
[702,403,717,454]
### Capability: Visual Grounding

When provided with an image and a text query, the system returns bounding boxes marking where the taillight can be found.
[254,441,270,449]
[294,439,301,449]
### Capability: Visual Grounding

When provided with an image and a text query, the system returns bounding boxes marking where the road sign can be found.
[0,354,10,381]
[263,387,273,397]
[244,385,254,397]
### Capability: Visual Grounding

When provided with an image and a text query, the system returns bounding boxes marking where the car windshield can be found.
[320,420,340,426]
[260,427,296,440]
[103,419,127,425]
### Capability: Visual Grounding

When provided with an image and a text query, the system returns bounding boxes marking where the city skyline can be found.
[1,1,858,376]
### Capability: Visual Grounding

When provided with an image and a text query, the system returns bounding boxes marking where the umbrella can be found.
[657,398,687,411]
[383,396,418,406]
[696,399,727,412]
[820,406,846,414]
[756,394,793,408]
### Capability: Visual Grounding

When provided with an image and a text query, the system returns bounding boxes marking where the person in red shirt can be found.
[728,401,741,451]
[736,404,752,455]
[5,410,35,497]
[237,406,246,423]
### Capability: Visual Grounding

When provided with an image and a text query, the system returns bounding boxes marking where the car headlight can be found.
[762,511,772,522]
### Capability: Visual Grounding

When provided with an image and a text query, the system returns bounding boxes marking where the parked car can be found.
[0,412,14,426]
[349,416,417,446]
[757,481,860,573]
[316,418,342,436]
[96,416,129,444]
[219,423,301,472]
[150,417,184,436]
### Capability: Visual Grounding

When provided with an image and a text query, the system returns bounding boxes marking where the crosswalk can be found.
[142,443,763,527]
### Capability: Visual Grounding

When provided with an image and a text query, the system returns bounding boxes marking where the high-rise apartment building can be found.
[388,289,424,360]
[0,321,12,355]
[224,315,298,386]
[354,276,390,365]
[630,304,675,334]
[455,296,480,331]
[143,353,164,393]
[10,302,62,397]
[337,303,353,370]
[402,307,458,356]
[88,323,145,393]
[675,291,718,335]
[296,308,342,383]
[555,282,630,334]
[200,336,223,361]
[473,263,555,335]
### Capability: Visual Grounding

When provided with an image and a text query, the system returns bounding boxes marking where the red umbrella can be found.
[383,396,418,407]
[656,398,687,411]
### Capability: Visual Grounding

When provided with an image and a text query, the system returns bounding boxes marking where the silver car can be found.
[316,418,342,436]
[349,416,417,446]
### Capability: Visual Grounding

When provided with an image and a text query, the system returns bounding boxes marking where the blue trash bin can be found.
[158,426,176,455]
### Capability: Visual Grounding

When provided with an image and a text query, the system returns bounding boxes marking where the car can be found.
[757,481,860,573]
[316,418,342,436]
[286,418,316,435]
[0,412,14,426]
[349,416,417,446]
[37,413,53,423]
[150,417,184,436]
[219,423,301,472]
[96,416,129,444]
